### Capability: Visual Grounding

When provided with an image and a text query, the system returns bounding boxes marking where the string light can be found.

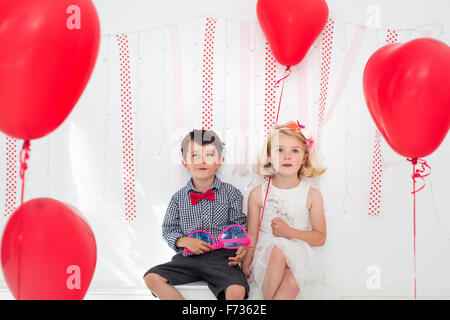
[429,178,450,242]
[102,34,111,202]
[343,24,350,218]
[135,30,142,176]
[99,11,444,41]
[155,25,169,159]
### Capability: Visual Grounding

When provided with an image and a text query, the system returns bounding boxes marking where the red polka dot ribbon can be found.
[201,17,217,130]
[116,34,136,222]
[263,43,277,138]
[318,19,335,129]
[4,138,30,216]
[368,130,383,216]
[368,29,398,217]
[4,137,18,216]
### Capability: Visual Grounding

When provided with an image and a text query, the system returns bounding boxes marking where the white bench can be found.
[175,281,217,300]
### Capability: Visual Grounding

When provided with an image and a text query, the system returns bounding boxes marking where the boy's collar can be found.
[186,175,222,193]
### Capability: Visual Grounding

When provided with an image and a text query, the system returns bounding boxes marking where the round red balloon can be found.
[257,0,329,67]
[0,0,100,140]
[1,198,97,300]
[363,38,450,159]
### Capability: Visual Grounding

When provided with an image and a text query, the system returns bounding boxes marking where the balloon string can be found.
[19,140,31,205]
[406,157,431,300]
[16,140,30,300]
[412,161,417,300]
[274,66,291,124]
[248,177,271,250]
[249,66,291,250]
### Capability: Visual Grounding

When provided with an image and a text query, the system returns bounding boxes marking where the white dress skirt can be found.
[247,179,330,300]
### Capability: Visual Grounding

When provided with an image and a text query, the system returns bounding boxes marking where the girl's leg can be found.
[262,246,287,300]
[273,268,300,300]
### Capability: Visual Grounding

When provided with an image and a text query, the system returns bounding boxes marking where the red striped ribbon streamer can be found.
[368,29,398,217]
[4,137,18,216]
[321,25,367,127]
[201,17,217,130]
[170,24,186,189]
[296,58,309,127]
[232,21,251,176]
[170,24,183,130]
[317,19,335,129]
[116,34,137,222]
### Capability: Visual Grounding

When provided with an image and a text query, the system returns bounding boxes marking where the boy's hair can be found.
[180,129,225,161]
[254,123,326,178]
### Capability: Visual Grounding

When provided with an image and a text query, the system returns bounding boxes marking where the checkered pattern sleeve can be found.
[162,195,184,253]
[226,185,247,229]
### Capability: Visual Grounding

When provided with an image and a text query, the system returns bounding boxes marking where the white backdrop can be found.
[0,0,449,299]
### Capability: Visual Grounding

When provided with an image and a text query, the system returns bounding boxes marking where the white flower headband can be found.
[276,120,314,152]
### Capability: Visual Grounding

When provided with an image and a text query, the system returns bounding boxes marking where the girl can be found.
[242,121,327,300]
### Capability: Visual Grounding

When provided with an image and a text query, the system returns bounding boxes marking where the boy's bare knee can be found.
[225,284,246,300]
[144,273,167,290]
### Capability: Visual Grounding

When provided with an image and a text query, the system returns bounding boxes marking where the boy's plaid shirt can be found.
[162,175,247,256]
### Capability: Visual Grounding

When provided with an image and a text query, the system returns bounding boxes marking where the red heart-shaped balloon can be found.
[1,198,97,300]
[363,38,450,159]
[0,0,100,140]
[257,0,329,67]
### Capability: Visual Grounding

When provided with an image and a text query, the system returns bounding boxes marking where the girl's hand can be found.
[228,246,248,266]
[241,262,252,279]
[242,266,251,279]
[271,217,292,238]
[182,237,213,255]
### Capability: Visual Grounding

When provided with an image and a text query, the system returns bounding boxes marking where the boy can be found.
[143,129,249,300]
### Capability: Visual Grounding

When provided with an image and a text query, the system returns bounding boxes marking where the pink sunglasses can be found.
[184,224,250,255]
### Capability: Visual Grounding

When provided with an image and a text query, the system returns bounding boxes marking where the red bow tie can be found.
[190,189,215,205]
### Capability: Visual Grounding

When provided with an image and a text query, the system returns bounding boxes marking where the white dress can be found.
[247,179,328,300]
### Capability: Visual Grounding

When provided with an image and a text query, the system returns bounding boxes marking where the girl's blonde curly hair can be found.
[254,122,326,178]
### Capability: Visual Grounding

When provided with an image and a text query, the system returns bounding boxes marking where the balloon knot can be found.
[407,158,431,194]
[19,140,31,180]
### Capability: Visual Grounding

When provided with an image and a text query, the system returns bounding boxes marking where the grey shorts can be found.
[143,249,249,300]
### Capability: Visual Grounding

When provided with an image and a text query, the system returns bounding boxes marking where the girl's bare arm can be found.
[282,187,326,247]
[241,185,262,269]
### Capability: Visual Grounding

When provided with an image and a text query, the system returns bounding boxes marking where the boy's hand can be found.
[228,246,248,266]
[178,237,213,255]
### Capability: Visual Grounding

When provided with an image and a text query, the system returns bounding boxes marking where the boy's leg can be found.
[197,249,249,300]
[225,284,247,300]
[143,254,202,300]
[144,273,184,300]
